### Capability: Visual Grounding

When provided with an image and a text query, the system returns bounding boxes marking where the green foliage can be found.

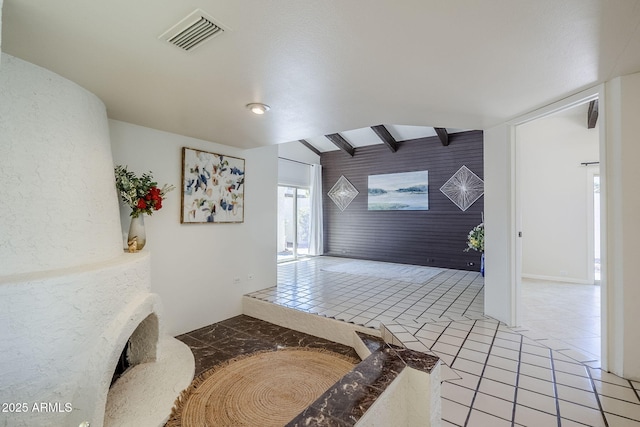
[464,222,484,253]
[114,165,174,217]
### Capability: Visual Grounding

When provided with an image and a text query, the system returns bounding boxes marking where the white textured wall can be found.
[109,120,278,335]
[0,53,123,276]
[483,124,514,325]
[0,53,162,427]
[0,254,157,427]
[605,72,640,380]
[518,108,599,283]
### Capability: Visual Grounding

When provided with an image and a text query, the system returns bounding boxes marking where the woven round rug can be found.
[166,348,358,427]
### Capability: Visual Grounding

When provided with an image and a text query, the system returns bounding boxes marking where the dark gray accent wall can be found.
[321,130,484,271]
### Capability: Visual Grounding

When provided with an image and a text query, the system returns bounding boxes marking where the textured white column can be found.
[605,72,640,380]
[0,53,123,277]
[0,54,180,427]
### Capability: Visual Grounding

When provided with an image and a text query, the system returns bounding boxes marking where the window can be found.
[277,186,310,262]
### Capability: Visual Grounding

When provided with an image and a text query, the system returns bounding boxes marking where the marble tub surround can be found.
[287,344,441,426]
[176,314,359,376]
[354,331,386,356]
[176,315,442,426]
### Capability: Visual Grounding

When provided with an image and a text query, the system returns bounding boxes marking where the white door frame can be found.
[507,84,607,368]
[586,169,600,286]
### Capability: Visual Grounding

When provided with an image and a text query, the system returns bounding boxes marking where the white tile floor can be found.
[520,278,601,366]
[246,257,640,426]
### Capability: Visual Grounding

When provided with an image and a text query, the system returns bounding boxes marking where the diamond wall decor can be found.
[440,166,484,211]
[328,175,359,211]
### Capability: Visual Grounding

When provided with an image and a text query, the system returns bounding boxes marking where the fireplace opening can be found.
[110,342,132,387]
[108,313,159,388]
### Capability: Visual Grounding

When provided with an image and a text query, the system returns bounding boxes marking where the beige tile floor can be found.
[519,278,601,366]
[246,257,640,426]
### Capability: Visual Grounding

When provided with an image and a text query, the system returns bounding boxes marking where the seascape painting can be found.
[368,171,429,211]
[181,147,245,223]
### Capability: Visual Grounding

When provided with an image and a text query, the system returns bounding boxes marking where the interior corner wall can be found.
[483,124,514,325]
[321,131,484,270]
[278,140,321,165]
[605,72,640,380]
[109,120,277,336]
[517,109,599,284]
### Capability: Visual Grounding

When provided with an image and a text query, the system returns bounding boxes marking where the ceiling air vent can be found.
[160,9,226,52]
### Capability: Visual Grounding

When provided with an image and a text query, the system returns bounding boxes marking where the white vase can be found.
[127,215,146,251]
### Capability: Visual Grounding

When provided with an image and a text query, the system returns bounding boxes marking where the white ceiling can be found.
[2,1,639,150]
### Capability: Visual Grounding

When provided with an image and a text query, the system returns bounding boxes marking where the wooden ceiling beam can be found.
[434,127,449,146]
[588,100,599,129]
[325,133,355,157]
[371,125,398,153]
[299,139,322,156]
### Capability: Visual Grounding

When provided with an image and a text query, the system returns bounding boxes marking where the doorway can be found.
[277,186,311,262]
[514,96,604,364]
[517,102,600,286]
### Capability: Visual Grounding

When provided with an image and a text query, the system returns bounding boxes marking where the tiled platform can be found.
[250,256,486,329]
[244,257,640,427]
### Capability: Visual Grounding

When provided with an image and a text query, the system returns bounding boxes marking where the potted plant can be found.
[464,222,484,276]
[114,165,174,252]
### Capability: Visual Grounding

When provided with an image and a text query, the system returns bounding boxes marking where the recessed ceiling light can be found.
[246,103,270,115]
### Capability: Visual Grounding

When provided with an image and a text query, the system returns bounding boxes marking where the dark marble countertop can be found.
[287,335,439,426]
[176,315,439,427]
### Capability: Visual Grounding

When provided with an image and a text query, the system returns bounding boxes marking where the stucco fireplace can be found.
[0,52,193,427]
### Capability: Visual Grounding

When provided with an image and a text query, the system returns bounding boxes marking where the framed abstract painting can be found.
[181,147,245,223]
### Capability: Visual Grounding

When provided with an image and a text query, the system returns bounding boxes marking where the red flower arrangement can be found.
[115,165,174,218]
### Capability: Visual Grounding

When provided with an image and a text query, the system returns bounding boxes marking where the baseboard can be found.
[521,273,593,285]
